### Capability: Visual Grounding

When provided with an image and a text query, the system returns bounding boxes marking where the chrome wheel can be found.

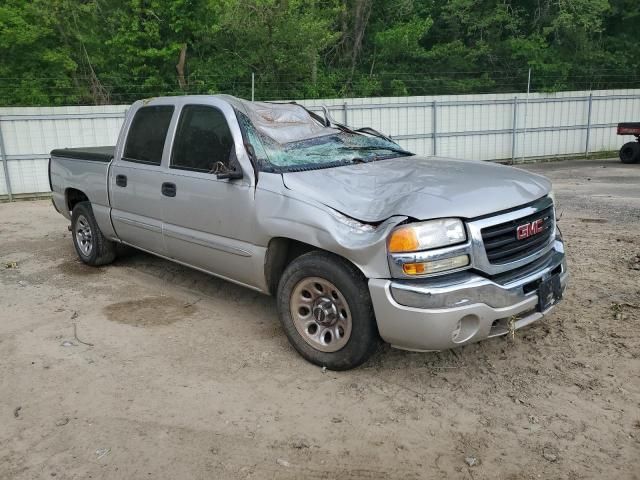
[74,214,93,256]
[289,277,352,352]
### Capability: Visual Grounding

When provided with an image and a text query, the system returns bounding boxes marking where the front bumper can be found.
[369,238,568,352]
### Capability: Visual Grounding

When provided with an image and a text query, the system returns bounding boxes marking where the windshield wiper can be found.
[289,102,370,137]
[339,145,413,156]
[353,127,395,143]
[272,157,363,173]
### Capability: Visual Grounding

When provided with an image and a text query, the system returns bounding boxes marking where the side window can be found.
[123,106,174,165]
[171,105,234,173]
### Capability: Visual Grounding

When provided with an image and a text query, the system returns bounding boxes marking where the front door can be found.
[161,103,261,289]
[110,104,174,255]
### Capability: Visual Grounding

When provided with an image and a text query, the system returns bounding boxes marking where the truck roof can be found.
[138,94,336,144]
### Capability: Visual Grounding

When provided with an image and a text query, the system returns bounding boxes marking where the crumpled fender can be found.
[253,175,405,279]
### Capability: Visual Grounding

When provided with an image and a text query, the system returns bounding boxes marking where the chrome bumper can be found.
[369,239,568,352]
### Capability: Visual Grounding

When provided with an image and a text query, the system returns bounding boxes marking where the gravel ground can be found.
[1,158,639,479]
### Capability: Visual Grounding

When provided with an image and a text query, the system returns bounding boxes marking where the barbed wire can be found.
[0,70,638,81]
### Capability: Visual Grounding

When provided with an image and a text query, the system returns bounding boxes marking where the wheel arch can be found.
[264,237,368,296]
[65,188,90,214]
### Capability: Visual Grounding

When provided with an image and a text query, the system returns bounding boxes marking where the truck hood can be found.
[281,156,551,223]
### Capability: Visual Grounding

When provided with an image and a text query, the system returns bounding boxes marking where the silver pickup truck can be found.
[50,95,568,370]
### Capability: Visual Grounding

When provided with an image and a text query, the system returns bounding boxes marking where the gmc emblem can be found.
[516,218,544,240]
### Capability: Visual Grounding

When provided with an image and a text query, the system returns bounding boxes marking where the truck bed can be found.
[49,146,114,224]
[50,146,115,162]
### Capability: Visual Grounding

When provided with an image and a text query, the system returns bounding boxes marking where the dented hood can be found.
[282,156,551,222]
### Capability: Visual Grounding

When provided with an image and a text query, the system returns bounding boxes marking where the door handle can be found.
[115,174,127,187]
[161,182,177,197]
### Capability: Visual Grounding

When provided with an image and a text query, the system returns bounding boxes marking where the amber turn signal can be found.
[388,227,419,253]
[402,262,426,275]
[402,255,470,275]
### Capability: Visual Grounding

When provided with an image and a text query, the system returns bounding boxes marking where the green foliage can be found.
[0,0,638,105]
[0,0,79,104]
[375,17,433,61]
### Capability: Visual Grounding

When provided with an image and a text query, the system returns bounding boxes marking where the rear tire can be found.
[71,201,117,266]
[276,251,380,370]
[619,141,640,164]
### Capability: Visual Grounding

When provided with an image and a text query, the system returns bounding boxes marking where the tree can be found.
[0,0,79,105]
[0,0,638,105]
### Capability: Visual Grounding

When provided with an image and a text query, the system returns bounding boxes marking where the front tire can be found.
[619,141,640,164]
[276,251,380,370]
[71,201,116,266]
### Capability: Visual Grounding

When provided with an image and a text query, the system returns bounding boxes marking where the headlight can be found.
[388,218,466,253]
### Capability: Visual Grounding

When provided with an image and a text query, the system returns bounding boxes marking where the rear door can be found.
[109,103,174,254]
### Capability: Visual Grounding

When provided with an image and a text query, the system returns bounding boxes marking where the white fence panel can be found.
[0,105,127,197]
[1,89,638,199]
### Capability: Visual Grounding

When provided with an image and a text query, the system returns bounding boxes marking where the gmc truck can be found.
[49,95,568,370]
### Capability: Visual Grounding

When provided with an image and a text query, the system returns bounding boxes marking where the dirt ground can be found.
[1,158,639,479]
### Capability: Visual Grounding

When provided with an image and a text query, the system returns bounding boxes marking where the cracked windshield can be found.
[237,110,413,171]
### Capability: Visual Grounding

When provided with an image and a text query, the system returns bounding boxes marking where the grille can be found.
[481,206,554,264]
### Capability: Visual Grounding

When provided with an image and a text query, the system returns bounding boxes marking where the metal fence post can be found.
[343,102,348,125]
[251,72,255,101]
[521,68,531,161]
[0,119,13,202]
[585,93,593,157]
[432,100,437,156]
[511,96,518,165]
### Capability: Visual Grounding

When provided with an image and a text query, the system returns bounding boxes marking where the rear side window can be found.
[171,105,234,173]
[123,106,174,165]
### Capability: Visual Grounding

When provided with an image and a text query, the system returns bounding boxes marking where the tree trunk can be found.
[348,0,372,83]
[176,44,188,89]
[312,54,318,86]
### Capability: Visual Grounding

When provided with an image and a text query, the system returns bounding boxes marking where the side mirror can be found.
[216,169,243,180]
[216,148,243,180]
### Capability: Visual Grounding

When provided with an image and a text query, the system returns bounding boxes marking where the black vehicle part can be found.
[51,146,115,162]
[619,141,640,164]
[71,201,117,266]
